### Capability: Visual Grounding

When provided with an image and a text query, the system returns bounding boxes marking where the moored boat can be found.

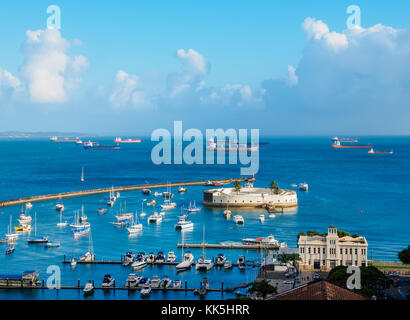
[83,281,95,296]
[233,215,244,224]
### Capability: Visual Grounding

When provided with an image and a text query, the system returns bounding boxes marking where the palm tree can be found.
[234,181,241,192]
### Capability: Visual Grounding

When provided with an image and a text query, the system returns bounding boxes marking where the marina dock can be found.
[0,177,253,208]
[177,243,280,250]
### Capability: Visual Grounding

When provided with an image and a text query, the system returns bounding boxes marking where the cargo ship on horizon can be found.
[331,137,371,149]
[83,141,120,150]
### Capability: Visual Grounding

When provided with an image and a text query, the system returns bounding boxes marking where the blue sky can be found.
[0,1,410,135]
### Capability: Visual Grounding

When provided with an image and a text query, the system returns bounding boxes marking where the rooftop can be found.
[275,280,369,300]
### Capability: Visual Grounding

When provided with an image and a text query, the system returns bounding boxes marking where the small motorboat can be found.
[137,277,150,288]
[146,253,156,263]
[233,215,244,225]
[298,183,308,191]
[224,261,233,270]
[131,260,147,270]
[215,253,226,267]
[125,274,139,288]
[142,189,151,195]
[175,218,194,230]
[25,202,33,209]
[269,213,276,218]
[160,276,172,289]
[290,184,298,188]
[167,251,177,263]
[102,274,115,288]
[123,251,135,266]
[153,192,162,197]
[140,285,152,297]
[178,186,187,193]
[173,280,182,288]
[83,281,95,296]
[70,258,77,267]
[136,252,146,262]
[259,214,265,222]
[147,200,156,206]
[238,255,246,271]
[5,244,15,255]
[156,251,165,262]
[44,241,60,248]
[151,276,161,288]
[56,203,64,212]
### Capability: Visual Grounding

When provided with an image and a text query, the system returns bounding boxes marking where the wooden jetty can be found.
[0,177,253,208]
[177,243,280,250]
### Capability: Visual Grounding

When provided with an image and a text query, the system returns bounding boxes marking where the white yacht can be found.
[299,182,309,191]
[196,256,214,272]
[148,212,163,224]
[131,260,147,270]
[233,215,244,224]
[160,199,177,210]
[176,252,194,271]
[174,215,194,230]
[166,251,177,263]
[151,276,161,288]
[127,212,143,234]
[140,285,151,297]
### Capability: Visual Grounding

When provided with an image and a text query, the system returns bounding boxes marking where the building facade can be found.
[297,226,368,271]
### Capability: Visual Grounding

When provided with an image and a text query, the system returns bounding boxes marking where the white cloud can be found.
[176,48,209,75]
[262,18,410,133]
[303,17,348,52]
[109,70,154,108]
[20,28,88,103]
[0,67,21,101]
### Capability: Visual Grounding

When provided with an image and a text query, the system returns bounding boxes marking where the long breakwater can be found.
[0,177,253,208]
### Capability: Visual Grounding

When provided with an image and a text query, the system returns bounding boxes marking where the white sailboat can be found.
[196,226,214,272]
[127,212,143,234]
[176,232,194,271]
[57,209,68,227]
[5,216,19,241]
[79,229,95,262]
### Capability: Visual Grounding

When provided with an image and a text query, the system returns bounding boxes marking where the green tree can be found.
[297,231,306,240]
[337,230,351,238]
[234,181,241,192]
[269,180,281,194]
[247,280,277,298]
[327,265,392,297]
[398,245,410,264]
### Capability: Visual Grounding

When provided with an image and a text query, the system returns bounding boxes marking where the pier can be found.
[177,243,280,250]
[0,177,253,208]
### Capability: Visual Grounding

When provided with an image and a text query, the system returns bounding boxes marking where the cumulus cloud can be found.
[109,70,154,108]
[262,18,410,134]
[110,48,261,110]
[20,28,88,103]
[0,67,21,101]
[303,17,348,52]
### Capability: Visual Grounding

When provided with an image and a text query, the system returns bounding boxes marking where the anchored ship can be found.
[114,137,141,143]
[331,137,371,149]
[83,141,120,150]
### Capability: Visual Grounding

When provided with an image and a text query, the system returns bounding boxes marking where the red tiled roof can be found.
[276,280,368,300]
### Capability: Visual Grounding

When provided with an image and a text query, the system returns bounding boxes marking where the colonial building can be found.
[297,226,368,271]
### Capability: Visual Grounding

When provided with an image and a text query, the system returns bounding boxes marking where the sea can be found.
[0,136,409,300]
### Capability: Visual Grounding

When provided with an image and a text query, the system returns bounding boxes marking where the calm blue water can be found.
[0,136,409,300]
